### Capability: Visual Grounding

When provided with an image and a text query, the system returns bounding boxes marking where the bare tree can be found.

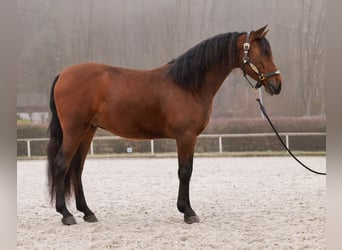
[297,0,325,116]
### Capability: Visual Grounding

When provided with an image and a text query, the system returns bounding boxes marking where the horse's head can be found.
[238,25,282,95]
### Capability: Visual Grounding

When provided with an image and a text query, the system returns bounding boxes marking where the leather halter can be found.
[242,32,280,89]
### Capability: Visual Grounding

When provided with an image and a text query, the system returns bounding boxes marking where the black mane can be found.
[166,32,241,89]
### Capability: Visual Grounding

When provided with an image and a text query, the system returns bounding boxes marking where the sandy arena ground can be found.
[17,157,326,249]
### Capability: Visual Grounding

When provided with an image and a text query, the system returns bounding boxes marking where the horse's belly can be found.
[96,106,169,140]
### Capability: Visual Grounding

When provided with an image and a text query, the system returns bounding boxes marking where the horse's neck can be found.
[199,65,236,100]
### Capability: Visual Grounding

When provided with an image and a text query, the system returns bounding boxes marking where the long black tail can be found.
[47,74,63,202]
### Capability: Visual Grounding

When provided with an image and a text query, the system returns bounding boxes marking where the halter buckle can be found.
[259,74,266,81]
[243,55,248,64]
[243,42,250,51]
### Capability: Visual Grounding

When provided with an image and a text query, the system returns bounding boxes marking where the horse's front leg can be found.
[176,135,200,224]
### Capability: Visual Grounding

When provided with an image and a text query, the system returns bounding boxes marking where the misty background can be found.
[17,0,325,123]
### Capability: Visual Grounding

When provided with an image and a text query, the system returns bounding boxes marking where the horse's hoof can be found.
[83,214,98,223]
[62,215,77,225]
[184,215,200,224]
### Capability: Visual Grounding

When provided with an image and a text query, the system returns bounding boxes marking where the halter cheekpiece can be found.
[242,32,281,89]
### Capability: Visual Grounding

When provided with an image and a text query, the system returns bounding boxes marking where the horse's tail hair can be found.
[47,74,67,203]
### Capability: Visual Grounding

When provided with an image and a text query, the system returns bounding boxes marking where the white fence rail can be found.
[17,132,326,158]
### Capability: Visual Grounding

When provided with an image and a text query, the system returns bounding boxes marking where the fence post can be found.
[150,140,154,155]
[90,141,94,155]
[27,140,31,157]
[219,136,222,153]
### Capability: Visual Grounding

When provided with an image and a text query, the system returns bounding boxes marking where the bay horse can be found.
[47,25,281,225]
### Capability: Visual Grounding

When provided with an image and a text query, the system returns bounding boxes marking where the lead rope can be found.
[254,90,326,176]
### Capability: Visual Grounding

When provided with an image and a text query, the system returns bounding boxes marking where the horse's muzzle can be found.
[266,79,282,95]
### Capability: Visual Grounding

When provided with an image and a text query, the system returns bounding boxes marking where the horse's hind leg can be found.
[70,128,98,223]
[54,149,77,225]
[54,128,89,225]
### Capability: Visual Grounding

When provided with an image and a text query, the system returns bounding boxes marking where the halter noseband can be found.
[242,32,281,89]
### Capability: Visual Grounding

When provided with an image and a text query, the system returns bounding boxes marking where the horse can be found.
[47,25,282,225]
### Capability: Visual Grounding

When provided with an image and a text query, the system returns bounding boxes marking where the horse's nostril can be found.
[267,79,281,95]
[276,81,282,94]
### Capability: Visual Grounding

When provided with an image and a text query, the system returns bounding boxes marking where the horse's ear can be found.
[261,29,269,37]
[251,25,268,40]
